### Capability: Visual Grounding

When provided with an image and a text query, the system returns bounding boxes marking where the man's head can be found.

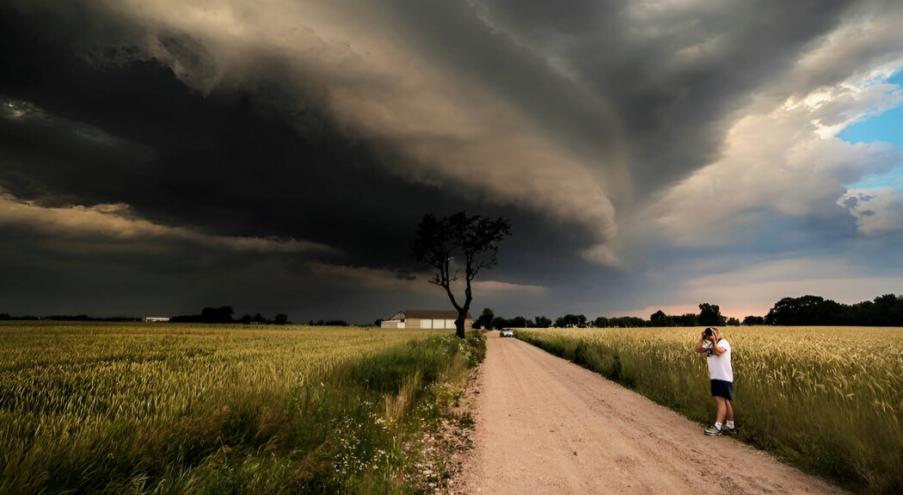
[703,327,719,341]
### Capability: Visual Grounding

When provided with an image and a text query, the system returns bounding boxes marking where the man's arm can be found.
[710,331,726,356]
[694,334,707,353]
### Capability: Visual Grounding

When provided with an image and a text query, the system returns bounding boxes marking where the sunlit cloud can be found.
[0,191,334,254]
[650,68,903,246]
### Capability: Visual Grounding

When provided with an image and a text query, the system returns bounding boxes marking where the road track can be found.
[459,333,844,494]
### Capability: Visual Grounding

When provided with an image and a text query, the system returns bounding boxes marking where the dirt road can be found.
[458,333,844,494]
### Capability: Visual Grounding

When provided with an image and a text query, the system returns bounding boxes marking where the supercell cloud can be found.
[1,0,902,320]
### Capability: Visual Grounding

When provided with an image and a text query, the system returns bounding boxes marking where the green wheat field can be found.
[516,326,903,494]
[0,322,485,494]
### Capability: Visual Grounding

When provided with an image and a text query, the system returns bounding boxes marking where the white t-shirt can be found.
[705,339,733,382]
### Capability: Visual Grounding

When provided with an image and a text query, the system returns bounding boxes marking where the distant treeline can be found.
[0,314,140,322]
[472,303,730,329]
[0,307,291,325]
[765,294,903,326]
[0,307,356,326]
[170,306,290,325]
[6,293,901,327]
[474,293,903,329]
[170,309,351,327]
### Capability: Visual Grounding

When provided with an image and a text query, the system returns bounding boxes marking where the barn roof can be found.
[391,309,472,319]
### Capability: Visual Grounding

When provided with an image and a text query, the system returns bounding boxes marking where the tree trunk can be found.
[455,312,467,339]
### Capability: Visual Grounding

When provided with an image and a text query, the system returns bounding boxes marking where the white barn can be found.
[381,310,472,330]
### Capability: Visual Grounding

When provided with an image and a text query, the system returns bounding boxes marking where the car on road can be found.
[500,328,515,338]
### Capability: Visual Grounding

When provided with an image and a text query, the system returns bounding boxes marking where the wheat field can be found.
[0,322,474,493]
[516,326,903,494]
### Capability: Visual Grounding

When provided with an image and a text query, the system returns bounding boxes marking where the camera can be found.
[703,328,714,338]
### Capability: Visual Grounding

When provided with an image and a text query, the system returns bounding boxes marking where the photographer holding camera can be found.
[694,327,736,436]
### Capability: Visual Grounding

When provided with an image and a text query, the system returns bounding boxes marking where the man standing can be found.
[694,327,736,436]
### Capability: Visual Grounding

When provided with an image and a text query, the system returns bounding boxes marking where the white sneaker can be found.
[704,425,722,436]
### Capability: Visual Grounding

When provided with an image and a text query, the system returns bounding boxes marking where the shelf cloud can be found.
[1,0,901,320]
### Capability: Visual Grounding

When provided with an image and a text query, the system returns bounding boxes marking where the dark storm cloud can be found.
[1,0,901,320]
[0,0,599,319]
[0,2,563,270]
[0,0,854,234]
[370,0,629,172]
[472,0,857,190]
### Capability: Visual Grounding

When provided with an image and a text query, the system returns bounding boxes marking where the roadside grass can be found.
[0,323,485,494]
[516,327,903,494]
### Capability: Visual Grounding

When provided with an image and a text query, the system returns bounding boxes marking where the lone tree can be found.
[413,211,511,338]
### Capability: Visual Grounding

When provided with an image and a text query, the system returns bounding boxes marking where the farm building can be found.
[143,316,170,322]
[380,310,472,329]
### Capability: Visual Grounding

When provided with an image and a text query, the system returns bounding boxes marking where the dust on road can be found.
[458,333,844,494]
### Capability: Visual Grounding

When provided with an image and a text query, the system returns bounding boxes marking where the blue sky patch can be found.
[888,70,903,86]
[839,103,903,146]
[841,70,903,190]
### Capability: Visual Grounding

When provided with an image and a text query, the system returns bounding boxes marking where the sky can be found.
[1,0,902,322]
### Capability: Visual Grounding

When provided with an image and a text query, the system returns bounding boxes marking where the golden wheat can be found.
[0,322,449,493]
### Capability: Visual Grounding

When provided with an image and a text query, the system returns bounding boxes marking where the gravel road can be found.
[458,333,845,494]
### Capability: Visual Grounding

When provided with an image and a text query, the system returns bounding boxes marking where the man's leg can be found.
[724,400,736,432]
[705,395,727,435]
[715,396,727,425]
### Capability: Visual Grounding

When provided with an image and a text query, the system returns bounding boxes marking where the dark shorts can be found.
[710,379,733,400]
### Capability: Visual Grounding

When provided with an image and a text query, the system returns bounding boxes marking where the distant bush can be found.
[171,306,236,323]
[308,319,349,326]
